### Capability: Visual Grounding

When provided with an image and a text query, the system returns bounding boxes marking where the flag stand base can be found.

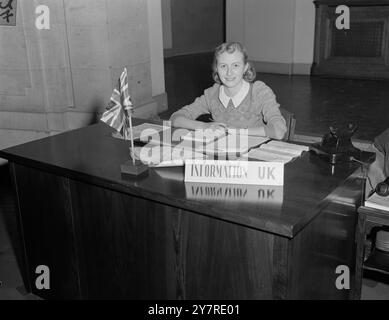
[121,160,148,176]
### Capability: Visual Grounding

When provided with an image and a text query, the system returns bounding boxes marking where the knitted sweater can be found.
[170,81,287,139]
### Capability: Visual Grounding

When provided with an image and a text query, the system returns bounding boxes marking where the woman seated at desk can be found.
[169,42,287,140]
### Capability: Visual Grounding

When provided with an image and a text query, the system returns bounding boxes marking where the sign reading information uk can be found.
[185,159,284,186]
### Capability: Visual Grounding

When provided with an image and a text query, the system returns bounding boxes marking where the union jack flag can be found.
[100,67,133,137]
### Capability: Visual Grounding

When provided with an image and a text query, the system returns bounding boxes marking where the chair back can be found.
[280,107,296,141]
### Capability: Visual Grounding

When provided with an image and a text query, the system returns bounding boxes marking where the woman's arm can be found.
[246,126,266,137]
[173,116,226,131]
[170,87,226,131]
[253,82,287,140]
[170,93,210,128]
[262,119,287,140]
[229,123,284,138]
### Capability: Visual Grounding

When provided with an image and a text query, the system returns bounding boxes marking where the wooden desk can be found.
[355,205,389,297]
[0,120,370,299]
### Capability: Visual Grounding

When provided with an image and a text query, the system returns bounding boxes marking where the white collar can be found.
[219,80,250,108]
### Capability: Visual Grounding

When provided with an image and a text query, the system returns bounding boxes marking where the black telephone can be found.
[376,177,389,197]
[310,124,361,164]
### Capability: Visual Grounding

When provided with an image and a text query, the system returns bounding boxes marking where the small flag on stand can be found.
[101,67,133,138]
[101,67,137,165]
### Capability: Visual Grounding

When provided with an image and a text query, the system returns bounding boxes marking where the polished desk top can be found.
[0,119,368,238]
[358,205,389,219]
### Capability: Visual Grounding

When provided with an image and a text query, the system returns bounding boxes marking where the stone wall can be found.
[0,0,164,151]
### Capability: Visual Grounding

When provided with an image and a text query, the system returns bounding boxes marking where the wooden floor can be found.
[1,53,389,299]
[161,53,389,141]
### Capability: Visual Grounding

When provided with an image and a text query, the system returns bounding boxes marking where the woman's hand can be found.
[200,122,227,131]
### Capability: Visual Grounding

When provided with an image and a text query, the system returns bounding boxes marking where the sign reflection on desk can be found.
[185,182,284,205]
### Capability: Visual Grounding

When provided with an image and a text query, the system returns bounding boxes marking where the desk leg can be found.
[354,212,366,300]
[9,163,32,294]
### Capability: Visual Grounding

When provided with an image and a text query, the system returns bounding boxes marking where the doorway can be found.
[160,0,225,117]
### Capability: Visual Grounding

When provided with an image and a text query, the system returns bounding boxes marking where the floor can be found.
[1,53,389,300]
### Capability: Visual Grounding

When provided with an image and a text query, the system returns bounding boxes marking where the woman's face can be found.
[216,50,248,91]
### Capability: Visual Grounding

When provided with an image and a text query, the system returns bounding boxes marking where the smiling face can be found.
[216,50,248,96]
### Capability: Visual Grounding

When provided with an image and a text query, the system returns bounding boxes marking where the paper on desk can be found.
[246,136,270,149]
[225,129,269,148]
[181,128,226,144]
[365,192,389,212]
[152,152,208,167]
[154,167,184,181]
[146,134,175,147]
[259,145,301,157]
[266,140,309,152]
[111,123,168,141]
[201,135,269,155]
[132,145,207,167]
[246,148,294,163]
[261,141,308,156]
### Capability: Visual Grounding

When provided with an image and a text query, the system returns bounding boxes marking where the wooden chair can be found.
[280,107,296,141]
[196,108,296,141]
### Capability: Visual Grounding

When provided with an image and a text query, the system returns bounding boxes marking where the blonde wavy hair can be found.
[212,42,256,84]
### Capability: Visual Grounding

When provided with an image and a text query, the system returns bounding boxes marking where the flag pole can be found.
[128,111,136,165]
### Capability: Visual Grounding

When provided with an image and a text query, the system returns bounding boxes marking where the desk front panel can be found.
[12,163,280,299]
[11,162,361,299]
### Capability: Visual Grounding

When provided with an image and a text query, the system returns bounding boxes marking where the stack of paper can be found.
[132,145,207,167]
[247,141,308,163]
[246,148,294,163]
[154,167,184,181]
[181,128,226,144]
[260,140,309,156]
[365,193,389,212]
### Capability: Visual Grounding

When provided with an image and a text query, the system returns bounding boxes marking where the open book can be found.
[181,128,226,144]
[246,140,308,163]
[246,148,294,163]
[260,140,309,156]
[201,135,269,156]
[365,192,389,212]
